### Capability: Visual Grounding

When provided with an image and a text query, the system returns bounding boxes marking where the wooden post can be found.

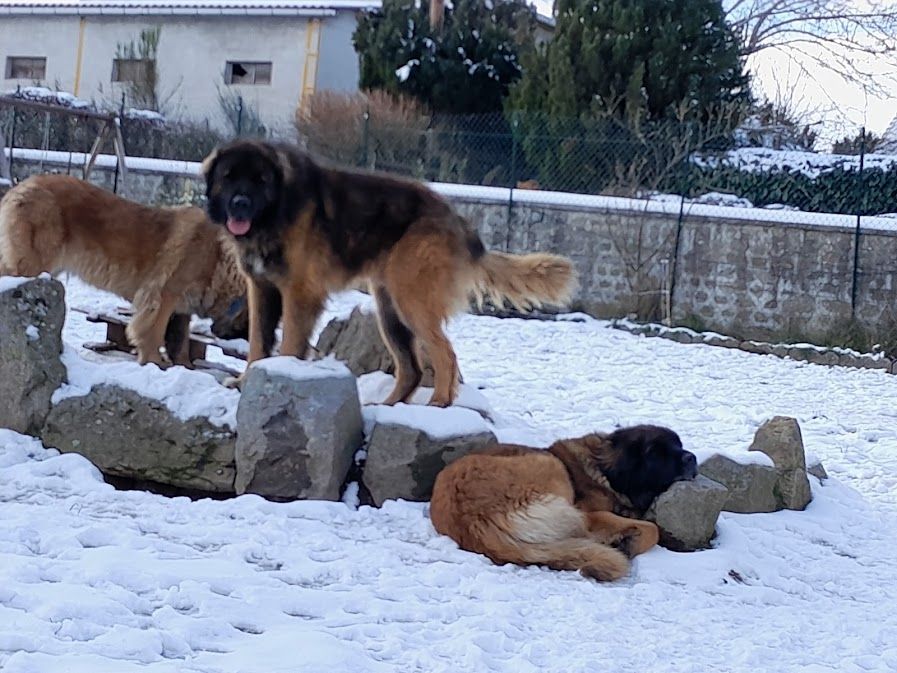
[0,127,10,184]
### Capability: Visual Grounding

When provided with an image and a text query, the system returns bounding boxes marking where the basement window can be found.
[225,61,272,85]
[5,56,47,80]
[112,58,153,83]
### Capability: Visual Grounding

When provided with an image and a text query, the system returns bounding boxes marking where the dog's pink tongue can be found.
[226,218,251,236]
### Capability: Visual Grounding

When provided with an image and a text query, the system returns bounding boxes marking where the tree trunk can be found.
[429,0,444,31]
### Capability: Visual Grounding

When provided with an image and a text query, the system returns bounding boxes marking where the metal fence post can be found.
[361,106,370,169]
[113,92,125,193]
[236,95,244,136]
[850,127,866,318]
[506,111,519,252]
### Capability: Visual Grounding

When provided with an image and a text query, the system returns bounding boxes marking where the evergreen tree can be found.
[353,0,537,115]
[508,0,751,193]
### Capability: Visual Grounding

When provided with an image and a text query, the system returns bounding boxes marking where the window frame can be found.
[225,61,273,86]
[111,58,154,83]
[5,56,47,80]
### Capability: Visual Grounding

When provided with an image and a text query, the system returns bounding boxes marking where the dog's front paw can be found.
[223,374,245,390]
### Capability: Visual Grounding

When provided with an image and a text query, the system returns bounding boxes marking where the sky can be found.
[530,1,897,144]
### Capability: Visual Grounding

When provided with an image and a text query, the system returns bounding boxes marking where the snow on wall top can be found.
[252,355,353,382]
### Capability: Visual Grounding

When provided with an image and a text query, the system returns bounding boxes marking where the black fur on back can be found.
[204,140,484,275]
[601,425,697,512]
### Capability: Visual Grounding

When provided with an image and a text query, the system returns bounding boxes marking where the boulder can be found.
[646,475,728,551]
[362,405,496,505]
[807,459,828,482]
[42,385,236,493]
[749,416,812,510]
[699,454,778,513]
[235,356,363,501]
[315,308,439,386]
[0,276,66,434]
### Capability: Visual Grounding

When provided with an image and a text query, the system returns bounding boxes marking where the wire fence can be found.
[2,91,891,219]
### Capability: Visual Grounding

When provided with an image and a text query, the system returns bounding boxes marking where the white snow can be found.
[694,146,897,179]
[253,354,352,381]
[364,403,491,440]
[0,275,29,293]
[52,346,240,430]
[5,243,897,670]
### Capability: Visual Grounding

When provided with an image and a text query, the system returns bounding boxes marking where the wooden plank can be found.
[0,95,116,121]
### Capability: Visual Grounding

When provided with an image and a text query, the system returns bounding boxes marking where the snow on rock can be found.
[52,346,239,430]
[357,370,495,422]
[363,402,491,440]
[252,355,353,382]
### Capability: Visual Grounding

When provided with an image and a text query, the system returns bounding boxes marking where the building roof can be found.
[0,0,380,16]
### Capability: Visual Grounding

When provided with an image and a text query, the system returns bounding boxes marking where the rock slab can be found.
[363,411,496,505]
[316,308,438,385]
[699,454,779,514]
[646,475,728,551]
[0,276,66,434]
[749,416,812,510]
[235,357,363,501]
[42,384,236,493]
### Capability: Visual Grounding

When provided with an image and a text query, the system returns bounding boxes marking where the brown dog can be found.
[202,140,576,406]
[0,174,247,365]
[430,425,698,581]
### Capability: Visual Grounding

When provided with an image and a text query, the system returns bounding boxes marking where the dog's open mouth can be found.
[226,218,251,236]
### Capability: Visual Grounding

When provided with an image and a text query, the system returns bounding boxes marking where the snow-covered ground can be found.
[3,277,897,672]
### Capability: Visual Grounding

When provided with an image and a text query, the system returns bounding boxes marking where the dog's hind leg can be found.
[127,291,179,366]
[373,285,422,405]
[164,312,193,367]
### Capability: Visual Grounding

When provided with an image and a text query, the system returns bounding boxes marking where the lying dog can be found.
[0,174,247,365]
[430,425,697,581]
[202,140,576,406]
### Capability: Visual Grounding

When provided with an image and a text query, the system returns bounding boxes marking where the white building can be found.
[0,0,379,132]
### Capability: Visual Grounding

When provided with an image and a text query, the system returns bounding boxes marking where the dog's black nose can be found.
[229,194,251,216]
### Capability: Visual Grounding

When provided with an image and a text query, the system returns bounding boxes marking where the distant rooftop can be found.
[0,0,380,16]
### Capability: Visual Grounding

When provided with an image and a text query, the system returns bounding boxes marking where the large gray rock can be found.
[316,308,437,386]
[42,385,236,492]
[699,453,779,513]
[363,406,496,505]
[0,276,66,434]
[749,416,812,510]
[646,475,728,551]
[235,357,363,501]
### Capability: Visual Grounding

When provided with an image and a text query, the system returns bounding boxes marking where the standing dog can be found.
[0,174,247,365]
[430,425,698,581]
[202,140,576,406]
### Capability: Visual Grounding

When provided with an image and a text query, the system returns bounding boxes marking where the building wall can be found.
[0,12,362,132]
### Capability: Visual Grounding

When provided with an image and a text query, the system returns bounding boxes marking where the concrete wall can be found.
[9,156,896,344]
[0,12,362,133]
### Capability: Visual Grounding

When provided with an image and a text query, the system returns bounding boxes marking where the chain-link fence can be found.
[3,89,887,220]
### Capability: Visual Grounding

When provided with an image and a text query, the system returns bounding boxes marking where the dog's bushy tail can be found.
[471,251,576,312]
[489,496,629,581]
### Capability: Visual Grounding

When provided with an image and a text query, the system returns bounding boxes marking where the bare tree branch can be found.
[725,0,897,93]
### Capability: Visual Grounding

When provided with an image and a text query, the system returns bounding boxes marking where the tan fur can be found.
[0,174,246,365]
[430,437,661,581]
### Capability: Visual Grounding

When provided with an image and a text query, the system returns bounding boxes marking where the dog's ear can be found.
[201,148,220,178]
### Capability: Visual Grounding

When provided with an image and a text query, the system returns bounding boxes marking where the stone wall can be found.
[10,155,897,344]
